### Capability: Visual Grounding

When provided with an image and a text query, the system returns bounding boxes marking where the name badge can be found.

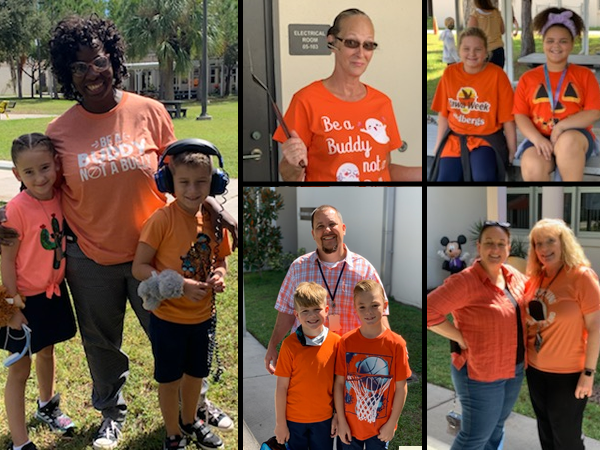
[329,314,341,333]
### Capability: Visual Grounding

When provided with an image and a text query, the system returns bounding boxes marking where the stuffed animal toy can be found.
[137,270,185,311]
[438,235,469,274]
[0,285,23,327]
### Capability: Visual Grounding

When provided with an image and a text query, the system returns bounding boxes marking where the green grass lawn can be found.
[0,251,238,449]
[244,269,423,448]
[426,309,600,440]
[0,97,238,179]
[427,33,600,116]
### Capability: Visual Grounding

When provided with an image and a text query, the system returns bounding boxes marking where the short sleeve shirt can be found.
[275,245,389,337]
[431,62,514,157]
[273,81,402,181]
[513,64,600,138]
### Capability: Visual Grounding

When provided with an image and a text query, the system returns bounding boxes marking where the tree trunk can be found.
[521,0,535,56]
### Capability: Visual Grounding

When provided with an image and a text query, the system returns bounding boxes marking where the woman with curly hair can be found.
[0,14,231,450]
[525,219,600,449]
[513,8,600,181]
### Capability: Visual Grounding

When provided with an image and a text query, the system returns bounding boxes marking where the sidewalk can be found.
[243,332,276,449]
[427,383,600,450]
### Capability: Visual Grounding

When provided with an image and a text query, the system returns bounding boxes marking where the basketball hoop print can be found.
[344,353,393,423]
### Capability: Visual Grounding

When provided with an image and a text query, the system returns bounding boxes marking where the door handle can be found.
[243,148,263,161]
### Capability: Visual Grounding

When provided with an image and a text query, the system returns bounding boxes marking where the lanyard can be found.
[316,260,346,313]
[543,63,568,118]
[536,265,563,298]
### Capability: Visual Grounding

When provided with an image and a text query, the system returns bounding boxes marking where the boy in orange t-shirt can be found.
[335,280,411,449]
[274,282,341,449]
[132,142,230,450]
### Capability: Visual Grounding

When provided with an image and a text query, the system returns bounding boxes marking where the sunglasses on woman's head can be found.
[70,54,110,77]
[483,220,511,229]
[335,36,378,51]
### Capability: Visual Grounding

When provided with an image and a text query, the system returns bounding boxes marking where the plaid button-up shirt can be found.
[275,245,389,337]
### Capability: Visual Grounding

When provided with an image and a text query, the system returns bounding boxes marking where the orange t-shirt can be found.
[335,328,412,441]
[275,329,341,423]
[273,81,402,182]
[525,266,600,373]
[513,64,600,138]
[4,189,65,298]
[431,62,514,158]
[139,201,232,324]
[45,91,176,265]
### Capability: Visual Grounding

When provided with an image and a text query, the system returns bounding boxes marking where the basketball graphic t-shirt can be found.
[335,328,411,441]
[273,81,402,182]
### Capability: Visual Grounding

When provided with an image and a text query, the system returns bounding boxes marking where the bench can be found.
[426,115,600,181]
[165,107,187,119]
[0,101,16,119]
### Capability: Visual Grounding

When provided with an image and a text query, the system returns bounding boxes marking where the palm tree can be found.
[119,0,196,100]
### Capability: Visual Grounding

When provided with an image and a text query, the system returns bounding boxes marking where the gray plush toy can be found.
[137,269,185,311]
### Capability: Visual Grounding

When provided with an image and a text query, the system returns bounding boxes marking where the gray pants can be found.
[66,241,150,423]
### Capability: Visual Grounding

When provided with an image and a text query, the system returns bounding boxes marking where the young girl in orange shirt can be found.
[429,27,517,182]
[513,8,600,181]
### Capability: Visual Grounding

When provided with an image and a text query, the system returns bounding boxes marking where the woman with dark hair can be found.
[0,14,233,450]
[427,221,528,450]
[274,9,420,182]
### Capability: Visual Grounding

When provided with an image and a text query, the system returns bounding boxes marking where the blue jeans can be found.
[341,435,389,450]
[450,362,524,450]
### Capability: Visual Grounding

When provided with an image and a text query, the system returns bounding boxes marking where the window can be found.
[579,193,600,232]
[507,193,529,229]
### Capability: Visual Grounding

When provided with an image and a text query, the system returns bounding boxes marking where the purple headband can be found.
[541,10,577,37]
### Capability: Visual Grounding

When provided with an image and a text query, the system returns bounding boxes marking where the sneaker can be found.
[7,443,38,450]
[180,418,223,450]
[197,400,234,432]
[93,418,122,450]
[35,393,75,437]
[163,435,187,450]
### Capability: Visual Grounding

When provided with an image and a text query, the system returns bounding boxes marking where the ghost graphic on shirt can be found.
[360,118,390,144]
[336,163,360,181]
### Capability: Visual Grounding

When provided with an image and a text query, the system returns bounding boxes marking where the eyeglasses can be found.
[335,36,378,51]
[3,324,31,367]
[70,55,111,78]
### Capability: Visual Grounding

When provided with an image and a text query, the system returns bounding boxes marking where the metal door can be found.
[243,0,277,181]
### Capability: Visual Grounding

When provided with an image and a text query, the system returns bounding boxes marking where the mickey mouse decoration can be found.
[438,235,469,274]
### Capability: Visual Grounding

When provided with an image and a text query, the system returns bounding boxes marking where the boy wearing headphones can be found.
[132,139,231,450]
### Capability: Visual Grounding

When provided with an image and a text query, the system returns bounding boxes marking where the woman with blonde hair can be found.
[525,218,600,449]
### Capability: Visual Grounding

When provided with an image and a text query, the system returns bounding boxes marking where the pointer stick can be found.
[248,44,306,168]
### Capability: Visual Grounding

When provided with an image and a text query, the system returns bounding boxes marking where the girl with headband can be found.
[513,8,600,181]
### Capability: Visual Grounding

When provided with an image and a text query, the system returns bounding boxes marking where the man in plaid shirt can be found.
[264,205,390,374]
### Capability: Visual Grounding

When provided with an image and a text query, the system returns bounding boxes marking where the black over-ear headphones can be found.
[154,138,229,196]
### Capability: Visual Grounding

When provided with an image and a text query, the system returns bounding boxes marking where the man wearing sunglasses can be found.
[274,8,421,182]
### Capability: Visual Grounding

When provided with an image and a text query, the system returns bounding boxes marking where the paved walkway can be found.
[427,382,600,450]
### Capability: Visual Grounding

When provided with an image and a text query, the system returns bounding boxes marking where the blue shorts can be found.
[287,417,337,450]
[515,128,598,160]
[149,313,211,383]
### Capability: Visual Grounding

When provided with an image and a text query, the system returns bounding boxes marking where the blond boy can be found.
[274,282,341,449]
[335,280,411,449]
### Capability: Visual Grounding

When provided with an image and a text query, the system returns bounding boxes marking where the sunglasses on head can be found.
[70,54,110,78]
[334,36,378,51]
[483,220,511,229]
